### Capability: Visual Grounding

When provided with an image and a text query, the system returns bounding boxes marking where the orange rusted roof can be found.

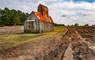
[33,11,54,23]
[48,16,54,24]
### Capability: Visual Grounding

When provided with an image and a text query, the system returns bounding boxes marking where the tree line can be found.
[0,8,29,26]
[55,23,95,27]
[70,23,95,27]
[54,23,65,26]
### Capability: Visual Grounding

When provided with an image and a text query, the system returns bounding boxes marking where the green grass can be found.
[0,34,43,49]
[54,26,66,32]
[0,26,66,50]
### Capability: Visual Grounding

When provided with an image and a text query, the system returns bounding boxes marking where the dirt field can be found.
[0,26,95,60]
[0,26,24,35]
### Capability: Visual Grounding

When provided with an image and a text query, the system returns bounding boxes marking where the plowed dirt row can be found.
[0,27,95,60]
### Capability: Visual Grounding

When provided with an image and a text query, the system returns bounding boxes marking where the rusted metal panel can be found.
[38,4,48,18]
[36,4,54,23]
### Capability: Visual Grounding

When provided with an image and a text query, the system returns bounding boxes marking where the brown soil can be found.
[0,26,24,35]
[0,27,95,60]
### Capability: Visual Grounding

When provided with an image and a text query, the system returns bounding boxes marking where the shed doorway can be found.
[28,21,35,32]
[25,20,35,32]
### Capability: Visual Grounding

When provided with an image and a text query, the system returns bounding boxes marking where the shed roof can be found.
[33,11,54,23]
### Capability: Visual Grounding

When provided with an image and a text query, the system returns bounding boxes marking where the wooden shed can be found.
[24,4,54,33]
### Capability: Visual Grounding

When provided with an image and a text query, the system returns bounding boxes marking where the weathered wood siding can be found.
[39,21,54,32]
[24,12,40,32]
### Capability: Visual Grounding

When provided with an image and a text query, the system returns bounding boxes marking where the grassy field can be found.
[0,26,66,50]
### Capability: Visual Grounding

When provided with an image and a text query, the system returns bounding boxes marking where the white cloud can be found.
[0,0,95,25]
[48,1,95,25]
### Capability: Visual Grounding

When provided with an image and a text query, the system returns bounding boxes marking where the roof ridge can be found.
[39,4,48,8]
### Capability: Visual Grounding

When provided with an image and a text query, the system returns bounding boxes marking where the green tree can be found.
[17,10,29,25]
[71,25,74,27]
[74,23,79,26]
[85,24,89,26]
[0,9,2,25]
[10,9,21,25]
[21,13,29,24]
[0,7,29,26]
[0,8,11,25]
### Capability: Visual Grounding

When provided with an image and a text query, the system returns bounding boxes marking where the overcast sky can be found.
[0,0,95,25]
